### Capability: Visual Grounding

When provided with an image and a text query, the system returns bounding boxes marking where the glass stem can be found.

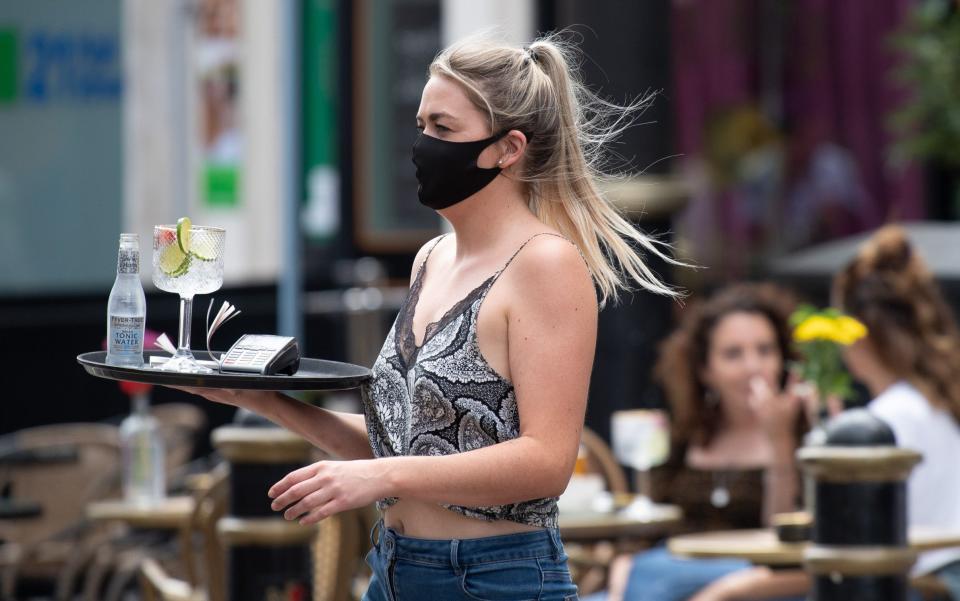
[636,468,651,501]
[178,295,193,352]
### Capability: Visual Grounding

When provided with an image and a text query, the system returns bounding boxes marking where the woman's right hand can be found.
[167,386,273,412]
[748,374,802,442]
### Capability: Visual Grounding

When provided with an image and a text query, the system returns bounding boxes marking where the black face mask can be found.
[412,130,508,210]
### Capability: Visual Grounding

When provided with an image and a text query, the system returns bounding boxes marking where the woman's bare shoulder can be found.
[505,233,597,312]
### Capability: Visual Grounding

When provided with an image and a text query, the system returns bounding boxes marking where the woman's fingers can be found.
[748,376,773,412]
[166,385,213,398]
[282,488,333,522]
[749,375,805,438]
[271,474,325,513]
[298,498,341,525]
[268,462,321,501]
[268,462,341,523]
[164,385,236,405]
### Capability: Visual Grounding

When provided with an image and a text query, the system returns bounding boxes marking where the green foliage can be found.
[889,0,960,167]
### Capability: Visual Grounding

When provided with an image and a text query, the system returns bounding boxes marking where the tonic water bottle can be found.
[106,233,146,366]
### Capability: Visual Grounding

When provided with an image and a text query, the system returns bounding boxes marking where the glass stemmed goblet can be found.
[152,222,225,373]
[611,409,671,519]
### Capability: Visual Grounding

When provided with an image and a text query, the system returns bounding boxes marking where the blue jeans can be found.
[621,546,755,601]
[582,546,916,601]
[934,559,960,601]
[362,520,579,601]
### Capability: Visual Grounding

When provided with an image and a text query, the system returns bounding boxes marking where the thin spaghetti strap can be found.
[490,232,575,286]
[414,234,449,280]
[497,232,576,277]
[472,232,580,319]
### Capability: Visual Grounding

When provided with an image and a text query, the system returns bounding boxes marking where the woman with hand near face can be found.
[602,283,811,601]
[179,32,682,600]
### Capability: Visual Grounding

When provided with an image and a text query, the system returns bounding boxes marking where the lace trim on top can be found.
[395,246,496,371]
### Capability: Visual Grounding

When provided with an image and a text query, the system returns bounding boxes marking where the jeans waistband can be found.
[370,520,565,566]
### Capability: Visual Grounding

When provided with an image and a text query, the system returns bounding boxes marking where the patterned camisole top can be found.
[362,233,568,528]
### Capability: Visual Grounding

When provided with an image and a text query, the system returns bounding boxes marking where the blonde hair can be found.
[834,225,960,426]
[429,31,684,306]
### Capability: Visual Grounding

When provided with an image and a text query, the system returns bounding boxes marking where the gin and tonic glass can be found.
[611,409,671,519]
[152,223,225,373]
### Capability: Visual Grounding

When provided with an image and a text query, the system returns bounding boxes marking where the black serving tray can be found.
[78,350,371,391]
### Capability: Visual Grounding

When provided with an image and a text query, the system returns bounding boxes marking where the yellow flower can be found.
[793,314,868,345]
[793,316,838,343]
[833,316,868,345]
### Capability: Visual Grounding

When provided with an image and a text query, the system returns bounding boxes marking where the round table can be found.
[559,503,683,544]
[668,528,960,566]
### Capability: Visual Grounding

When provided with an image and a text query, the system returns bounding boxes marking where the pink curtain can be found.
[671,0,924,281]
[784,0,924,222]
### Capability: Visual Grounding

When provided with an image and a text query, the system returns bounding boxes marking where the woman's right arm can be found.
[178,236,446,458]
[749,377,802,524]
[175,388,374,460]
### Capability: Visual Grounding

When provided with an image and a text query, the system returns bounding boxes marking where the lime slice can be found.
[190,237,218,261]
[159,243,191,277]
[176,217,192,254]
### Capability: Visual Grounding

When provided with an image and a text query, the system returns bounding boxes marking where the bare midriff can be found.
[383,498,543,539]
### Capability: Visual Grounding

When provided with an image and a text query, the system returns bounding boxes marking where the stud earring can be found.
[497,159,504,166]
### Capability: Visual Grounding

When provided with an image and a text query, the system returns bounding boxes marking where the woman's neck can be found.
[719,401,761,432]
[860,369,899,399]
[439,178,540,259]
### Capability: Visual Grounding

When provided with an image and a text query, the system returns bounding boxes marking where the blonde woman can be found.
[181,32,680,600]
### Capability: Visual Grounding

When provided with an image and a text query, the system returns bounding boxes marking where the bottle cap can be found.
[119,233,140,249]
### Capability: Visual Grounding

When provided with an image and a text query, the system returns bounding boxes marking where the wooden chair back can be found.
[580,427,630,495]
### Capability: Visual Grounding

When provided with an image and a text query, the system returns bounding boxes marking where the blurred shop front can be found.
[0,0,685,448]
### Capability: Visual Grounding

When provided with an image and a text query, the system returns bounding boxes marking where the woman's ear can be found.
[497,130,529,169]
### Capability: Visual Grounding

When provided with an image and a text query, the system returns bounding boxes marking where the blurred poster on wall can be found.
[302,0,339,243]
[0,0,122,295]
[196,0,241,209]
[353,0,442,253]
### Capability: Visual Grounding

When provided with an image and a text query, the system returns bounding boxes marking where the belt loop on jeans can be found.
[370,518,383,548]
[382,527,395,561]
[450,539,461,575]
[548,527,564,560]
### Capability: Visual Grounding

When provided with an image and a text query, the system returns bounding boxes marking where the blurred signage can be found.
[196,0,241,209]
[353,0,442,252]
[0,26,121,105]
[0,0,122,295]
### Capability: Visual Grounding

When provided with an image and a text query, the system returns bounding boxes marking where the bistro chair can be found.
[0,422,123,600]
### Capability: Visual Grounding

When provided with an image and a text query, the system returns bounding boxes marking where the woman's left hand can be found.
[268,459,387,525]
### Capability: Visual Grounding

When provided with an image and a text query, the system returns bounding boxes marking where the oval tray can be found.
[78,350,371,391]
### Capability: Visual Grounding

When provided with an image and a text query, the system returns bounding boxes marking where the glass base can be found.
[156,351,213,374]
[622,495,669,520]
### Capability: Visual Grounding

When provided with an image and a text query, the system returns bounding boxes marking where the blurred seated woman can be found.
[834,225,960,599]
[600,283,811,601]
[627,226,960,601]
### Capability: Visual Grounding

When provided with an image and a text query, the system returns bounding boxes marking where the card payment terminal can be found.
[219,335,301,375]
